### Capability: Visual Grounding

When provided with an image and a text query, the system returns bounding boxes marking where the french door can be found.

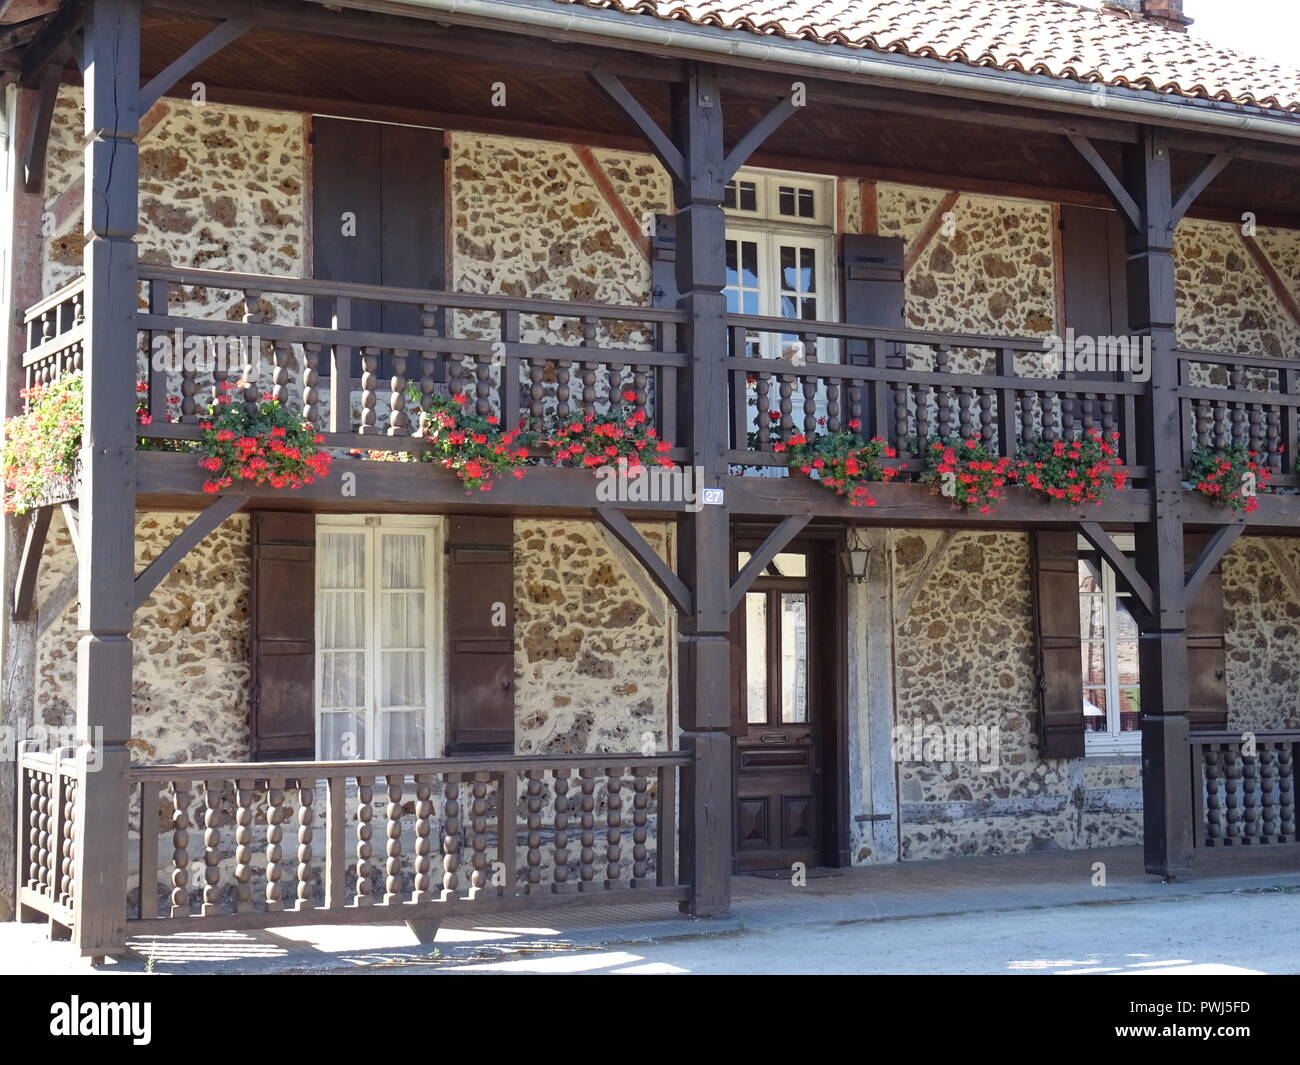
[315,517,442,760]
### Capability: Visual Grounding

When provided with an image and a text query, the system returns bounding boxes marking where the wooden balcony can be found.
[18,265,1300,527]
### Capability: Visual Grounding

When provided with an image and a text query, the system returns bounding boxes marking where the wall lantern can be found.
[841,528,871,584]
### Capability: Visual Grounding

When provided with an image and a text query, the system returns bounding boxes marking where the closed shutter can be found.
[1031,529,1085,758]
[446,516,515,753]
[1061,205,1128,340]
[840,233,905,366]
[1185,532,1228,731]
[250,512,316,761]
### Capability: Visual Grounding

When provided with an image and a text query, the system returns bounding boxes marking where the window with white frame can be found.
[1078,533,1141,754]
[724,168,837,362]
[316,516,443,760]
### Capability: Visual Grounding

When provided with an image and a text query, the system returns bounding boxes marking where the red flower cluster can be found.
[196,384,330,493]
[425,392,530,492]
[1188,443,1274,514]
[1017,429,1126,506]
[780,424,898,507]
[547,390,674,472]
[922,437,1015,514]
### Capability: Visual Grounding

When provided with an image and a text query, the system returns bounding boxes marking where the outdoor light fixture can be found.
[841,529,871,583]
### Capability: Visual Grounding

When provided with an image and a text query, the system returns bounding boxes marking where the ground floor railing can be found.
[1190,731,1299,848]
[15,744,80,930]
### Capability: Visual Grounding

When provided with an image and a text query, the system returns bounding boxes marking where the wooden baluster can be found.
[915,381,930,446]
[389,349,410,436]
[1266,405,1282,472]
[632,767,649,888]
[1061,378,1078,437]
[957,386,974,440]
[1225,749,1243,843]
[234,780,254,912]
[359,347,381,434]
[412,774,434,904]
[894,381,911,459]
[1204,749,1223,844]
[529,358,546,429]
[552,769,571,894]
[1243,752,1260,843]
[580,364,597,419]
[1099,390,1116,438]
[608,362,624,416]
[1040,389,1056,441]
[825,375,841,433]
[1019,389,1035,446]
[1248,403,1263,456]
[1081,391,1096,431]
[61,772,77,909]
[524,770,545,895]
[440,774,462,902]
[802,373,818,436]
[1261,745,1279,843]
[383,774,403,905]
[355,776,374,906]
[978,388,995,448]
[605,767,624,889]
[266,782,285,911]
[632,364,649,424]
[201,780,223,916]
[578,768,597,891]
[271,341,292,408]
[295,779,314,911]
[418,303,440,434]
[1230,365,1246,447]
[302,342,321,426]
[755,373,771,450]
[1212,399,1228,450]
[241,290,262,411]
[169,782,189,917]
[33,772,49,895]
[1194,398,1212,449]
[466,773,489,900]
[556,360,572,421]
[1279,744,1295,842]
[934,347,951,439]
[778,373,795,440]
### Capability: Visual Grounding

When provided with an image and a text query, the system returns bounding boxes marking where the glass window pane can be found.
[319,532,366,589]
[741,241,758,286]
[1080,594,1105,640]
[320,711,364,760]
[739,181,757,212]
[1115,641,1140,686]
[381,533,424,589]
[723,182,737,210]
[1113,599,1139,641]
[321,590,366,649]
[321,651,365,709]
[380,591,425,649]
[798,187,815,218]
[1082,688,1107,731]
[381,650,426,708]
[1118,688,1141,731]
[1081,643,1107,687]
[778,186,796,216]
[800,247,817,292]
[745,593,767,725]
[380,711,424,760]
[1078,559,1101,594]
[780,592,808,724]
[768,552,807,578]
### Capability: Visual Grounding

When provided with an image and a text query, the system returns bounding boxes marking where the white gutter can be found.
[321,0,1300,146]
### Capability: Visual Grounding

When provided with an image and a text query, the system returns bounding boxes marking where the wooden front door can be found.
[731,541,838,871]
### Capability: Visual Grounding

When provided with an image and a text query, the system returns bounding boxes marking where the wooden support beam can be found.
[1078,521,1154,622]
[133,494,244,610]
[61,502,80,564]
[893,530,956,624]
[12,508,52,620]
[138,16,253,113]
[903,190,961,275]
[37,568,80,641]
[726,514,810,612]
[1238,232,1300,332]
[589,70,684,184]
[1183,522,1244,602]
[1172,149,1238,225]
[22,62,61,194]
[1067,134,1141,231]
[594,507,692,617]
[721,93,801,182]
[573,145,649,259]
[17,0,86,87]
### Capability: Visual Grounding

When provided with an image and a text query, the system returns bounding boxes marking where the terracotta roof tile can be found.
[549,0,1300,115]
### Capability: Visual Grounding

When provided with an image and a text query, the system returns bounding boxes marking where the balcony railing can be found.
[1190,731,1299,848]
[18,746,689,936]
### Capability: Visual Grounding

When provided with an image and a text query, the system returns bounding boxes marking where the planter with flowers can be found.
[424,392,530,492]
[1017,429,1127,506]
[775,421,899,507]
[547,391,674,472]
[920,436,1016,514]
[1187,443,1273,513]
[196,385,331,494]
[135,380,190,452]
[2,373,84,514]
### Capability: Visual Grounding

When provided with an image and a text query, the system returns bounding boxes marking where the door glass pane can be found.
[780,592,808,724]
[320,710,365,760]
[377,532,428,758]
[1083,688,1107,732]
[380,710,424,760]
[745,592,768,725]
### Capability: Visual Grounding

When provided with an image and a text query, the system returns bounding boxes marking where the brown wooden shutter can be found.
[651,213,677,309]
[1185,532,1228,731]
[840,233,905,365]
[1031,529,1085,758]
[1060,205,1128,340]
[446,516,515,754]
[249,512,316,761]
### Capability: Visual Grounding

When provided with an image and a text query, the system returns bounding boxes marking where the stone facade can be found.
[19,98,1300,867]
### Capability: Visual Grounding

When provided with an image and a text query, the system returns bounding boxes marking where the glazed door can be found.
[732,548,821,871]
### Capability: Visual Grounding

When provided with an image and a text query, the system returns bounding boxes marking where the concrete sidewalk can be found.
[6,845,1300,974]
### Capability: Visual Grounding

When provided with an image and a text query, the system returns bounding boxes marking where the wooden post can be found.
[1125,129,1193,878]
[671,64,733,916]
[0,82,51,923]
[71,0,141,958]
